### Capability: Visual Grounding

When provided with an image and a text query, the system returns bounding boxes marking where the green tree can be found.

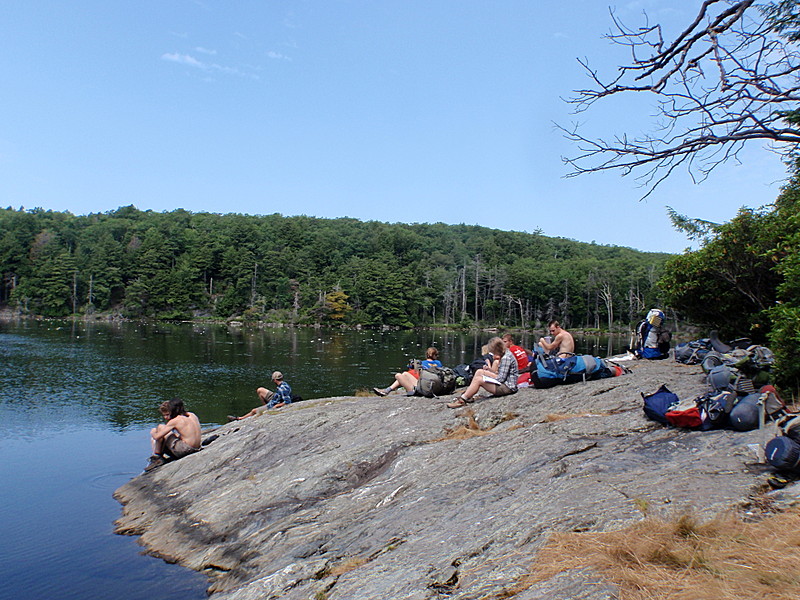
[659,207,780,339]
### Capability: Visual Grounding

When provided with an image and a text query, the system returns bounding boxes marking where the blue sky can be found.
[0,1,788,253]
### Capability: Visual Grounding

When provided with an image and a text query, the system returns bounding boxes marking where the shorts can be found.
[165,433,200,459]
[492,383,515,396]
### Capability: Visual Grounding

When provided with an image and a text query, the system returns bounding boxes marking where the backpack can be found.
[665,402,704,428]
[759,385,787,420]
[635,309,671,359]
[452,363,472,386]
[765,411,800,471]
[706,364,735,392]
[696,390,737,429]
[776,413,800,442]
[415,365,457,397]
[642,385,679,424]
[674,339,712,364]
[469,354,493,377]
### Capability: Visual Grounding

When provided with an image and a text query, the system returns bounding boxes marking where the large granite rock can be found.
[114,359,783,599]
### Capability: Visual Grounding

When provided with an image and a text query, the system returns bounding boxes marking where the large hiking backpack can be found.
[635,309,671,359]
[765,409,800,471]
[532,354,623,388]
[674,339,712,365]
[415,365,457,397]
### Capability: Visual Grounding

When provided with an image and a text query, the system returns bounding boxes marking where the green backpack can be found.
[415,365,457,397]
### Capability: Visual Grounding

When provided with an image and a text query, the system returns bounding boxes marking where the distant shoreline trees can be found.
[0,206,669,332]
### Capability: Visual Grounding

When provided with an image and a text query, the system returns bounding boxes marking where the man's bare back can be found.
[166,412,201,449]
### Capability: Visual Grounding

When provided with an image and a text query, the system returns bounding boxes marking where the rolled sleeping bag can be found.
[728,392,762,431]
[766,436,800,471]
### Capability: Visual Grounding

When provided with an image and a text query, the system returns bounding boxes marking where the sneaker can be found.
[227,415,239,422]
[144,456,165,472]
[373,387,389,397]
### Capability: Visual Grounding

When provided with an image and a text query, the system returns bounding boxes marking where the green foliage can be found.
[660,166,800,390]
[0,206,669,330]
[768,172,800,389]
[659,207,780,340]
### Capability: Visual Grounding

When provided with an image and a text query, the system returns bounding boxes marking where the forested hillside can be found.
[0,206,670,328]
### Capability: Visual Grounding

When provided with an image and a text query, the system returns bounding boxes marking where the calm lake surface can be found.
[0,319,615,600]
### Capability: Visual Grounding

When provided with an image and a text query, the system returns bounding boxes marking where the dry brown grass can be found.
[438,409,492,440]
[435,410,520,441]
[512,510,800,600]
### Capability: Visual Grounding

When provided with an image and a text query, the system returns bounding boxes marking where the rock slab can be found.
[114,359,781,599]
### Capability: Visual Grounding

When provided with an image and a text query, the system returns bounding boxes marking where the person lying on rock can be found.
[373,347,442,397]
[448,336,517,408]
[146,397,201,472]
[229,370,292,421]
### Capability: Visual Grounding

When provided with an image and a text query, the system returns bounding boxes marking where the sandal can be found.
[447,396,468,409]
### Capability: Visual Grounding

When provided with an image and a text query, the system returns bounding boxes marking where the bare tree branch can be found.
[561,0,800,196]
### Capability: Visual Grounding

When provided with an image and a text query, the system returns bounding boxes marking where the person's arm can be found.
[539,337,556,352]
[151,417,180,441]
[274,382,293,405]
[496,354,513,384]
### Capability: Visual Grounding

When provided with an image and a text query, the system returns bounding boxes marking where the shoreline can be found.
[0,307,645,338]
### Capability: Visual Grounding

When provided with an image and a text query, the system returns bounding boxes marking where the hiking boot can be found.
[144,455,165,472]
[373,387,389,397]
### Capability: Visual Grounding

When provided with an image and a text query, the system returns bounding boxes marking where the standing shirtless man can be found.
[538,320,575,357]
[146,397,201,471]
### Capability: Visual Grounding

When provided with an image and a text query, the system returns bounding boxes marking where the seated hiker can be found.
[146,397,201,471]
[633,309,671,360]
[229,371,292,421]
[374,347,442,396]
[448,337,518,408]
[503,333,532,385]
[538,320,575,358]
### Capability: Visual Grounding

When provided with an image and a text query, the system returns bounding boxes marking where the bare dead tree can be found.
[599,281,615,332]
[561,0,800,197]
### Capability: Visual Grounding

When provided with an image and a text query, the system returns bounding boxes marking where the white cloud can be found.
[267,51,290,60]
[161,52,260,80]
[194,46,217,55]
[161,52,204,68]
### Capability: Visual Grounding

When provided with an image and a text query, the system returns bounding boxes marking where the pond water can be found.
[0,319,615,599]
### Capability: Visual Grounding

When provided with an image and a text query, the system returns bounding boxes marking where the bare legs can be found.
[375,371,418,396]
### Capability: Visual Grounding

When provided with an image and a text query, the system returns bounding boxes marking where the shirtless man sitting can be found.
[538,320,575,358]
[146,397,201,472]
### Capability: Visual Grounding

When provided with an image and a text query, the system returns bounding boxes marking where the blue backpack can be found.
[641,385,679,424]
